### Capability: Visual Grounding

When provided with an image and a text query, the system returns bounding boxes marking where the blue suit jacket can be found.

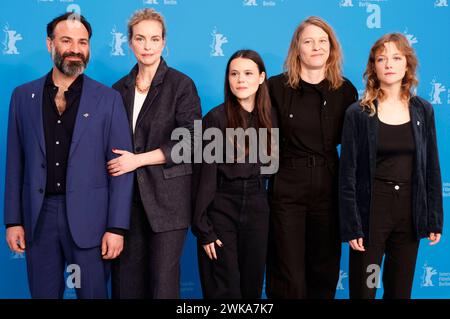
[4,74,133,249]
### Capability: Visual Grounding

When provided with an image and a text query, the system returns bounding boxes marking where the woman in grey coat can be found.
[107,8,201,298]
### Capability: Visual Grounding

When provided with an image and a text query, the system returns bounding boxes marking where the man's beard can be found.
[52,46,89,77]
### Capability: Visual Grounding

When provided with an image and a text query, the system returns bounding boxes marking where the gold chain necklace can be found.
[135,75,150,93]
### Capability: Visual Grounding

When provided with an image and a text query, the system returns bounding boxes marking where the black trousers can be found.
[111,194,187,299]
[266,156,341,299]
[198,176,270,299]
[349,179,419,299]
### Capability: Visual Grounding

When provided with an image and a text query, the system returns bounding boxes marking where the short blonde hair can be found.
[127,8,166,41]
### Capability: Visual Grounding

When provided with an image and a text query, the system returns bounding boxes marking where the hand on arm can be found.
[107,148,166,176]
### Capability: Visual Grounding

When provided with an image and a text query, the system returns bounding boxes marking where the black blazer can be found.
[339,96,443,243]
[113,58,202,232]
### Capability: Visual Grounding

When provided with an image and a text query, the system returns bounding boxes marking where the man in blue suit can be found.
[4,13,133,298]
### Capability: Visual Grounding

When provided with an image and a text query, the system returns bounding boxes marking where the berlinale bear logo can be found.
[2,24,23,55]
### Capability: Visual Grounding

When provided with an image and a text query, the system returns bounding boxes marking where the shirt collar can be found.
[45,70,84,93]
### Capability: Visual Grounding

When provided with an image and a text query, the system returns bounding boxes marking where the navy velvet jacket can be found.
[339,96,443,243]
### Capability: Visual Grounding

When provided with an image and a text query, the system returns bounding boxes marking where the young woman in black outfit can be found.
[266,16,358,299]
[192,49,278,299]
[339,33,443,299]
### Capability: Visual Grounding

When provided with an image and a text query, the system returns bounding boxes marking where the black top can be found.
[375,118,415,183]
[192,104,278,244]
[43,72,83,195]
[268,73,358,174]
[284,79,325,157]
[206,105,277,180]
[218,107,265,180]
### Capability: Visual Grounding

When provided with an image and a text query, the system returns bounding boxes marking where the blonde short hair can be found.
[127,8,166,41]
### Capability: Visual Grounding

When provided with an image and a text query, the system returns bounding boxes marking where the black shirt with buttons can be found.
[284,79,325,157]
[268,74,358,168]
[43,71,83,194]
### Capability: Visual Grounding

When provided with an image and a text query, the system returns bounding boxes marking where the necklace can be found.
[135,75,150,93]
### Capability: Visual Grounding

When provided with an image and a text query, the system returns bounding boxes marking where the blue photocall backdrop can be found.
[0,0,449,299]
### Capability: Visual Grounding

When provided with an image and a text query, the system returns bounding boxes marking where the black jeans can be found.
[266,156,341,299]
[111,193,187,299]
[349,179,419,299]
[198,176,270,299]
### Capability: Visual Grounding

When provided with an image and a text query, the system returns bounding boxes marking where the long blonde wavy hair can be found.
[284,16,344,90]
[361,33,418,115]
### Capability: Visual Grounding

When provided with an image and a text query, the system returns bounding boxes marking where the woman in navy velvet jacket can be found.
[339,33,443,299]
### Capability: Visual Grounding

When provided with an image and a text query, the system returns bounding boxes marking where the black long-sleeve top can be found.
[268,73,358,174]
[284,79,325,157]
[192,104,278,244]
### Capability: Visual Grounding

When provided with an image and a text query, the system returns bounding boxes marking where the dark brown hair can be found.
[224,49,273,156]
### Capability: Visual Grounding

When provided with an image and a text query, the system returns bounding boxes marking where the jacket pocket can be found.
[162,163,193,179]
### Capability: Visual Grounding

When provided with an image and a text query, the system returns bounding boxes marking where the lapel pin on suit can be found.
[417,121,420,126]
[31,93,35,99]
[83,113,89,118]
